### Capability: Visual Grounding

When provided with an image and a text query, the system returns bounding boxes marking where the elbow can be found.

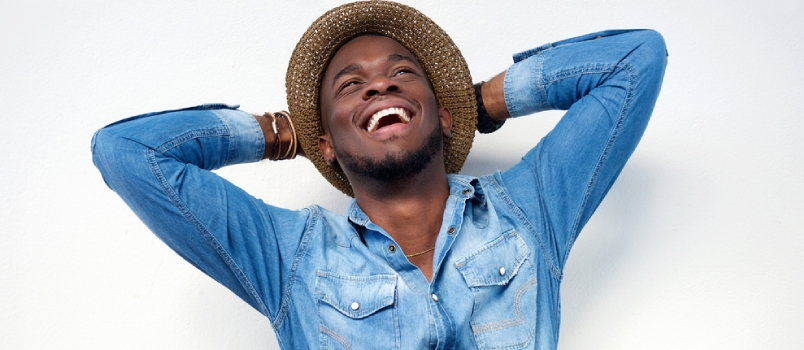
[633,30,668,85]
[615,30,668,112]
[91,127,144,191]
[91,127,121,189]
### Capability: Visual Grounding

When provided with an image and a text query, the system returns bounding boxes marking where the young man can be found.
[92,1,666,349]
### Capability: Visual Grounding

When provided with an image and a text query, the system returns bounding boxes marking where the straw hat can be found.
[286,0,476,197]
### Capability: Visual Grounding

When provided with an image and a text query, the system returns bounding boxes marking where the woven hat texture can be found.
[286,0,476,197]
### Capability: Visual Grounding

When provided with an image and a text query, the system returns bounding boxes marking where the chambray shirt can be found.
[92,30,666,349]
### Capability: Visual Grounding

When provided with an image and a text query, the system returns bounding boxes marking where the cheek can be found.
[320,100,345,135]
[327,102,358,132]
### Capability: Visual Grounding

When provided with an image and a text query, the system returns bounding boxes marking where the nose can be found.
[363,75,399,100]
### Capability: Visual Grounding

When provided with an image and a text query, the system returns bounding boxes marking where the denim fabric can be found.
[92,30,667,349]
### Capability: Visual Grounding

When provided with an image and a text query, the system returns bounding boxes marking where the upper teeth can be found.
[366,107,410,132]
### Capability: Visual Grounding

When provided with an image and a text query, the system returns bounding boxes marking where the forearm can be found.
[92,104,264,173]
[504,29,667,118]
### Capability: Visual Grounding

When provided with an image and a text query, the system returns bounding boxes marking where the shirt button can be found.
[447,227,456,235]
[431,293,438,302]
[462,189,471,195]
[499,267,506,276]
[351,302,360,311]
[388,244,396,253]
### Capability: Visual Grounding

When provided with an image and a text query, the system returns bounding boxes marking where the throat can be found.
[354,176,449,284]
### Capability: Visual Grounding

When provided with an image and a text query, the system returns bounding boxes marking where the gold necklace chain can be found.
[405,247,435,258]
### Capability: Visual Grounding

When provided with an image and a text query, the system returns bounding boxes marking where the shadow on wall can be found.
[558,155,710,338]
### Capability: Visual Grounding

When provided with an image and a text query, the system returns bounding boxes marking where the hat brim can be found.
[286,0,476,197]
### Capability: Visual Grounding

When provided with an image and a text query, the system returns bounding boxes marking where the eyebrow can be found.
[331,63,362,86]
[330,54,419,87]
[388,54,416,64]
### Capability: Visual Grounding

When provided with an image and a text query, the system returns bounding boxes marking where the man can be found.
[92,1,666,349]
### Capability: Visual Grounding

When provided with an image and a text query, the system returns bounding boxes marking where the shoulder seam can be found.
[483,173,563,280]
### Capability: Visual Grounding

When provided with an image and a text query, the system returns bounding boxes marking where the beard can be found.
[334,124,443,182]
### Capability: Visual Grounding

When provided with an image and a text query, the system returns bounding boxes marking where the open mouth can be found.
[365,107,411,133]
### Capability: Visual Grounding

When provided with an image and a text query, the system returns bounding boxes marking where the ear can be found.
[318,133,337,165]
[438,106,453,138]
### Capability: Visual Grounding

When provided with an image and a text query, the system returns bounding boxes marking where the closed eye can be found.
[336,79,362,95]
[392,67,422,81]
[394,67,415,76]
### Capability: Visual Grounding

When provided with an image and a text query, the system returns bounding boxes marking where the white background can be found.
[2,0,802,349]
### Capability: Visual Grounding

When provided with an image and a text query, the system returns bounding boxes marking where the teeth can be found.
[366,107,410,132]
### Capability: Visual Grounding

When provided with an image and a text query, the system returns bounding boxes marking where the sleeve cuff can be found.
[214,108,266,165]
[503,53,551,118]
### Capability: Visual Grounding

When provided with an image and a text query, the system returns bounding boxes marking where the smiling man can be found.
[92,1,667,349]
[313,35,457,281]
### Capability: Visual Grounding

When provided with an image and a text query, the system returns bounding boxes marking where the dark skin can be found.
[255,36,509,281]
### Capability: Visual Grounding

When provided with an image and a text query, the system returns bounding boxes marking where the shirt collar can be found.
[346,174,483,227]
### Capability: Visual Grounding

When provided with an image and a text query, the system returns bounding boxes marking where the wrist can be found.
[255,112,299,160]
[475,78,508,133]
[482,72,510,122]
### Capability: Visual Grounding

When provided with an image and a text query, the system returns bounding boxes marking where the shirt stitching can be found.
[273,205,319,328]
[484,174,563,280]
[146,147,270,316]
[564,62,636,264]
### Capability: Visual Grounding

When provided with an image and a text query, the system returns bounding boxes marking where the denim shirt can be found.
[92,30,666,349]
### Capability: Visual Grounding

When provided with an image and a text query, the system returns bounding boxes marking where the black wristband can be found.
[474,82,505,134]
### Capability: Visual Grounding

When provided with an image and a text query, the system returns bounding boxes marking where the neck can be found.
[350,163,450,256]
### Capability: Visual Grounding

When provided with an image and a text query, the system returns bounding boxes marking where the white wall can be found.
[2,0,802,349]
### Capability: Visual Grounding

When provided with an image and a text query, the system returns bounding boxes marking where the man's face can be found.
[318,35,452,182]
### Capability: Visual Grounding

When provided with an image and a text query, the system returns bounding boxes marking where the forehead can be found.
[323,35,423,80]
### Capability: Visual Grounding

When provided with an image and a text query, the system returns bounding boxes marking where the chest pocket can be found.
[455,230,538,350]
[316,272,399,350]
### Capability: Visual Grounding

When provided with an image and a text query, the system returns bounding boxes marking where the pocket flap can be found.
[455,230,529,287]
[316,272,397,319]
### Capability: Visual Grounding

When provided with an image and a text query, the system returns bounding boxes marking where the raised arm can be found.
[487,30,668,269]
[91,104,308,320]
